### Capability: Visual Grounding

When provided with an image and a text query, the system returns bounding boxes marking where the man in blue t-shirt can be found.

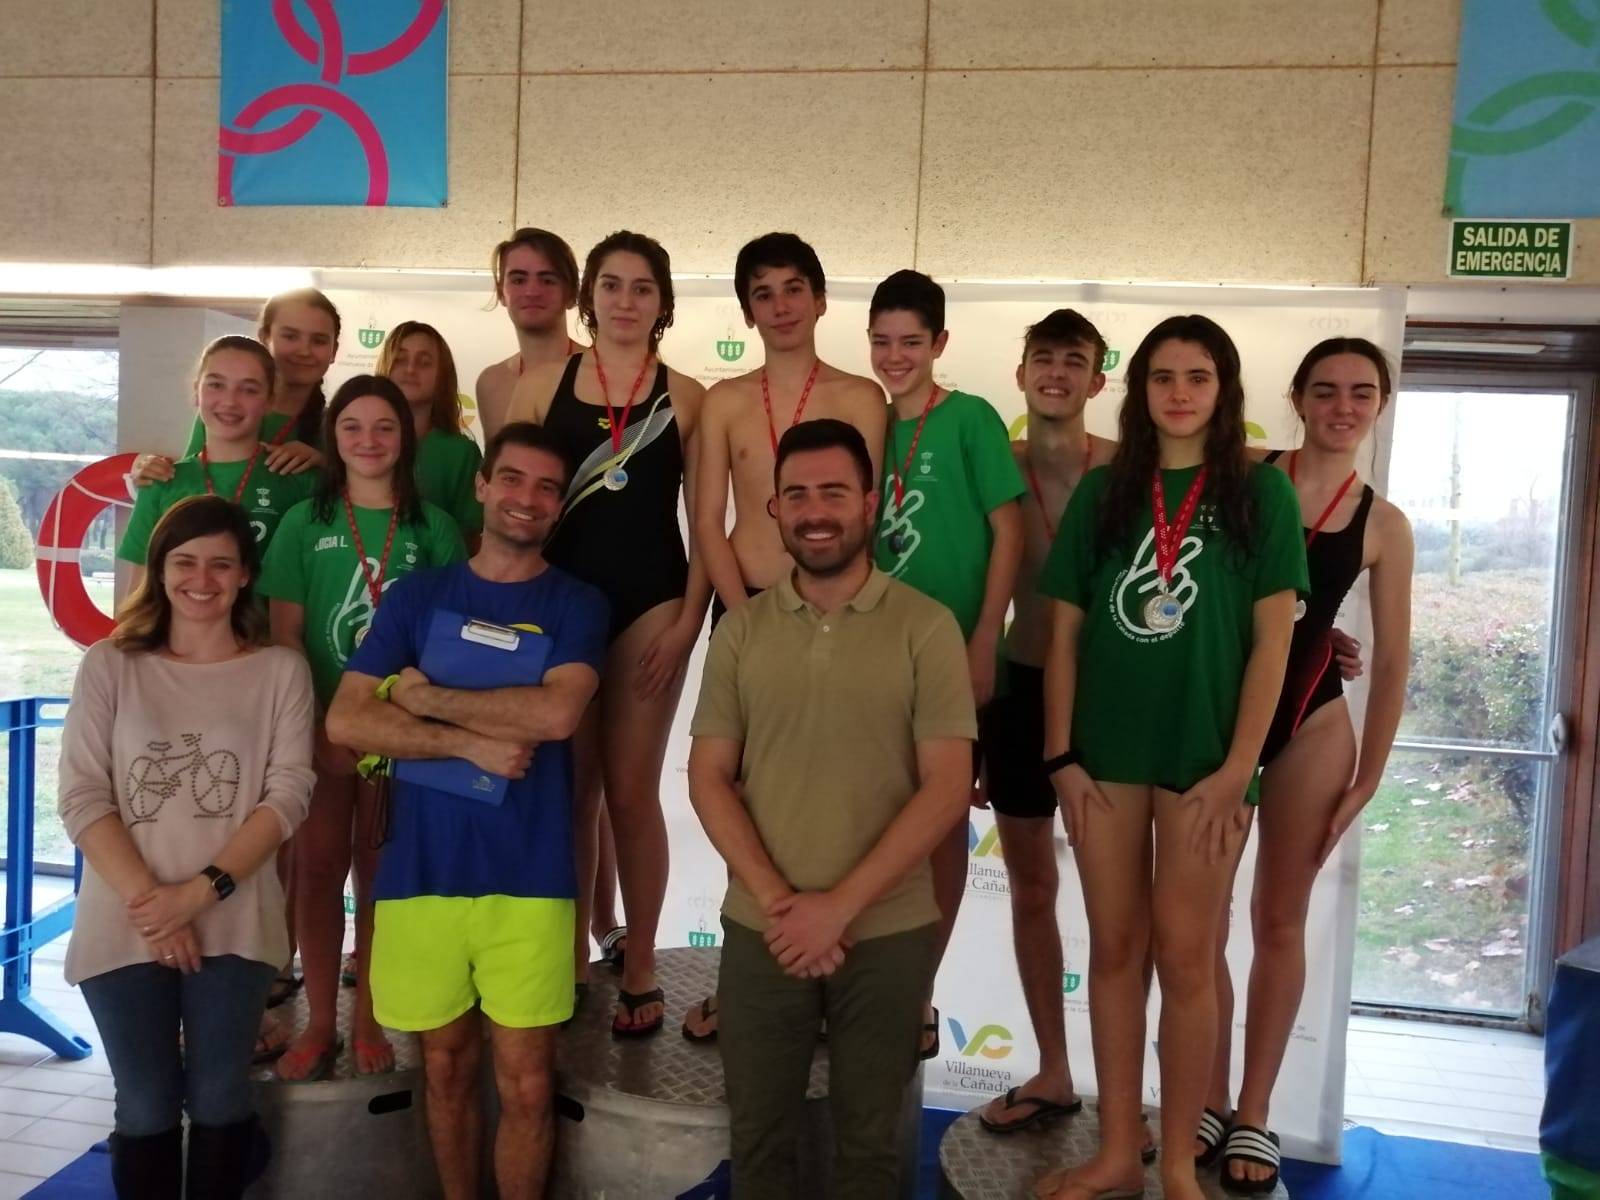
[327,423,607,1200]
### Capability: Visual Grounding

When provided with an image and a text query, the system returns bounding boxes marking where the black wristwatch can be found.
[1042,749,1083,776]
[201,865,236,902]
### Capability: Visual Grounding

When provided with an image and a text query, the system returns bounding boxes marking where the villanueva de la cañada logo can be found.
[948,1017,1012,1059]
[716,337,745,363]
[358,326,385,350]
[966,818,1010,897]
[943,1014,1017,1094]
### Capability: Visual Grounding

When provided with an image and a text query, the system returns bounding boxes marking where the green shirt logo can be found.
[716,339,745,362]
[358,327,385,350]
[1113,526,1202,642]
[1102,349,1121,371]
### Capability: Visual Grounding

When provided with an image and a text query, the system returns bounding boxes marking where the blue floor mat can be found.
[918,1109,1546,1199]
[22,1140,110,1198]
[28,1115,1545,1198]
[1277,1125,1545,1199]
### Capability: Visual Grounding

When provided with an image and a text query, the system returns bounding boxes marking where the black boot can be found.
[184,1115,270,1200]
[107,1126,183,1199]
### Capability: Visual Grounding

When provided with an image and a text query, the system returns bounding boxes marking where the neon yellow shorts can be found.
[371,895,575,1031]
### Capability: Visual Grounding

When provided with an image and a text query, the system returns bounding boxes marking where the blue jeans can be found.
[80,955,276,1136]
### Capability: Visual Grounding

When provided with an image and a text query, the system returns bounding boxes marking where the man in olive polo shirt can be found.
[688,418,976,1199]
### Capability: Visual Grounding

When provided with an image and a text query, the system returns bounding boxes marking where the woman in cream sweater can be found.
[58,494,314,1199]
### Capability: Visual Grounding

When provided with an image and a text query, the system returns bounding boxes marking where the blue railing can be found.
[1,696,91,1060]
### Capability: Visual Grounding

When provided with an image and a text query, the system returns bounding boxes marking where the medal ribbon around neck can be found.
[1024,435,1091,542]
[515,338,582,377]
[592,346,654,459]
[343,491,401,611]
[1151,465,1209,593]
[761,360,820,456]
[889,384,941,516]
[201,443,261,503]
[267,416,298,448]
[1289,450,1360,546]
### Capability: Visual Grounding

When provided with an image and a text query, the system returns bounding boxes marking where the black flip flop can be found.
[680,997,718,1043]
[1139,1112,1160,1164]
[265,973,303,1009]
[1219,1124,1281,1195]
[979,1086,1084,1134]
[612,987,665,1039]
[1195,1105,1231,1168]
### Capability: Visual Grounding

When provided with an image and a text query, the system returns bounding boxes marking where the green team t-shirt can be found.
[874,390,1025,638]
[415,429,484,535]
[1037,462,1308,800]
[182,410,315,459]
[257,498,468,706]
[116,453,316,565]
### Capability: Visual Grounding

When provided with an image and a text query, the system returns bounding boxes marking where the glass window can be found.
[1353,387,1571,1016]
[0,347,119,868]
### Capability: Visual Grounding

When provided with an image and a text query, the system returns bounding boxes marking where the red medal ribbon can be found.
[515,338,582,377]
[592,347,653,457]
[1289,451,1360,547]
[1151,466,1209,589]
[1024,435,1092,542]
[200,444,261,503]
[267,417,298,448]
[343,492,401,610]
[760,360,821,456]
[889,384,941,514]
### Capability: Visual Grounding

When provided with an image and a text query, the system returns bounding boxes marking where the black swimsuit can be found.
[542,353,688,643]
[1260,449,1376,766]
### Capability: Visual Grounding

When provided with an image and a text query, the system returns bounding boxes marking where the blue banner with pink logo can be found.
[218,1,448,208]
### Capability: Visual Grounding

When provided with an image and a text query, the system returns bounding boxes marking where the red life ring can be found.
[35,453,138,649]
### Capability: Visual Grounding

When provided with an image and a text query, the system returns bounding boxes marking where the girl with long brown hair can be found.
[1034,315,1308,1200]
[506,230,711,1037]
[258,375,466,1079]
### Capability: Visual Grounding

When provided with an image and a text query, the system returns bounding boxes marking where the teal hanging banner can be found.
[1446,0,1600,218]
[219,1,448,208]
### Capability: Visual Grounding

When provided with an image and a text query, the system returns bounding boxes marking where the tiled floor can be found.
[0,875,1546,1195]
[1343,1014,1544,1152]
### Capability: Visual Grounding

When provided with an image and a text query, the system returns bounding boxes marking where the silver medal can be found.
[1143,590,1184,633]
[1293,597,1307,622]
[888,530,907,555]
[603,465,629,491]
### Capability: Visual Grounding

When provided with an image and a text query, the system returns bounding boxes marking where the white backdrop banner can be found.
[325,278,1405,1164]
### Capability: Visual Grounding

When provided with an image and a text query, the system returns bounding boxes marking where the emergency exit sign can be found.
[1449,220,1572,280]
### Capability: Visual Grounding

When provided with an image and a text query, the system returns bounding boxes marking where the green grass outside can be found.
[0,566,105,864]
[1353,750,1529,1013]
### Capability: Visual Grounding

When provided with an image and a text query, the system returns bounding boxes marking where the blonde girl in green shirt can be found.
[1035,315,1306,1200]
[259,375,466,1080]
[133,288,342,486]
[375,320,485,537]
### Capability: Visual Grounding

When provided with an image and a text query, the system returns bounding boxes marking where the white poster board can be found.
[325,277,1405,1164]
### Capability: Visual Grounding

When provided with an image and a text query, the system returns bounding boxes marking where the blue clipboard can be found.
[392,611,551,805]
